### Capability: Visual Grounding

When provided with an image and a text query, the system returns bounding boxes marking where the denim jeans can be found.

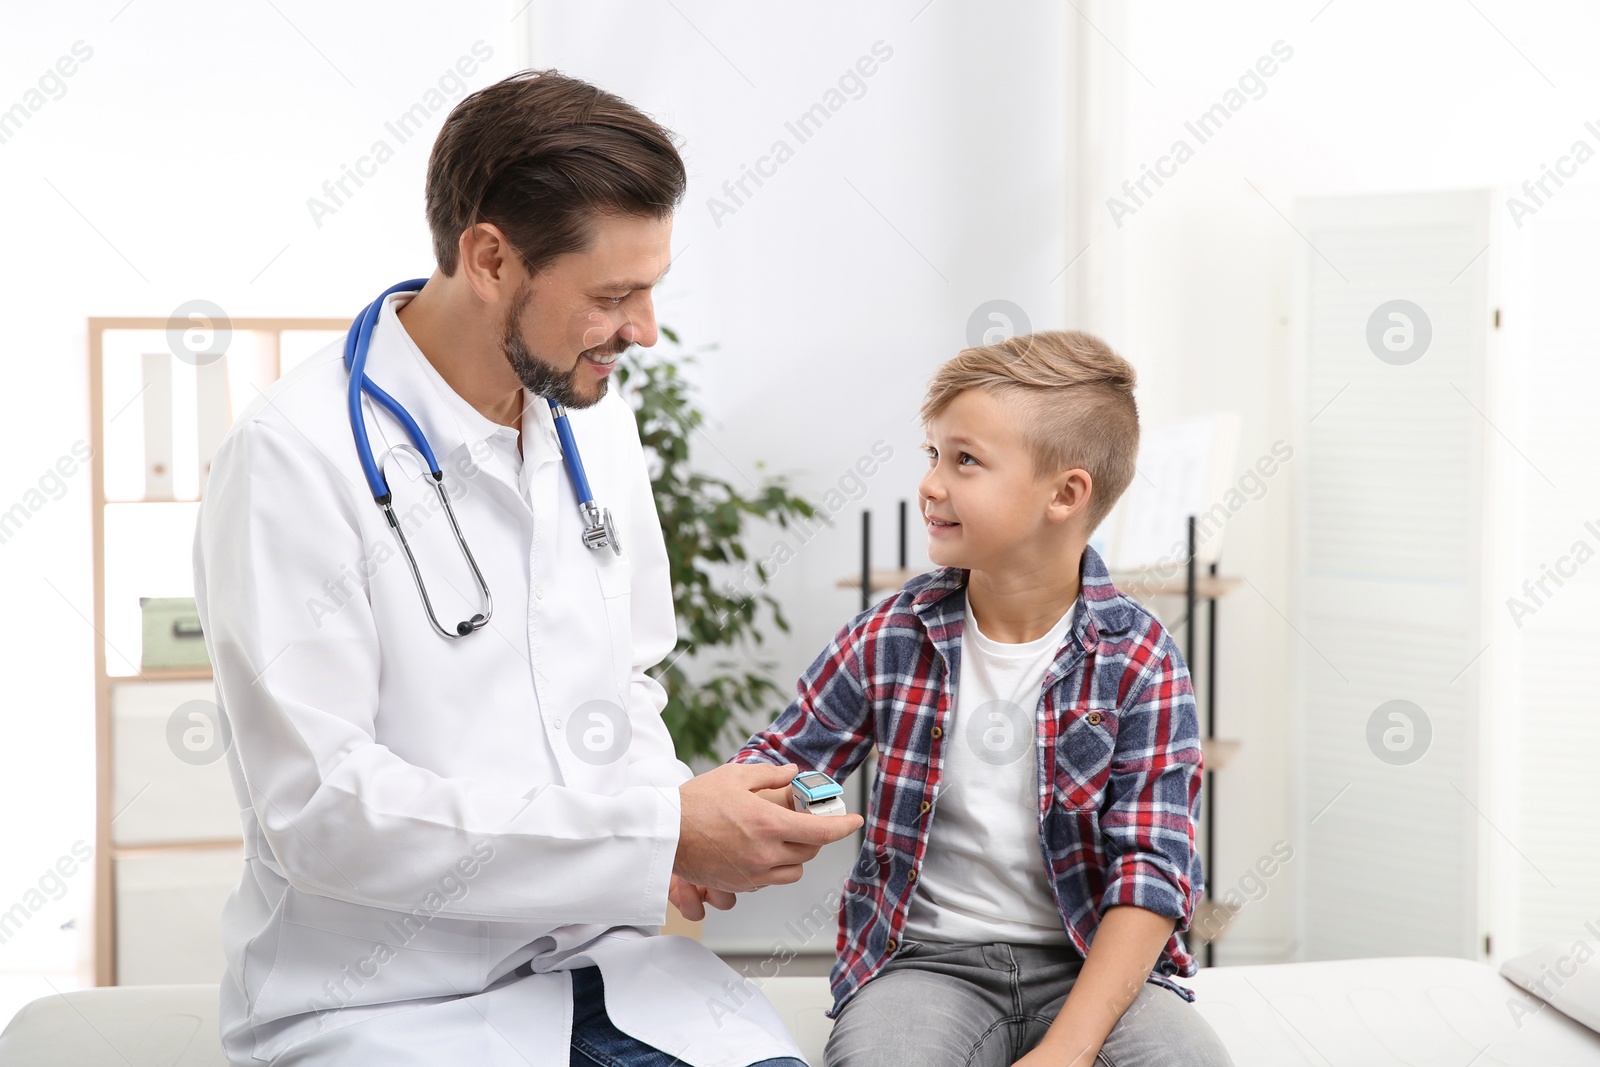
[822,940,1234,1067]
[568,965,808,1067]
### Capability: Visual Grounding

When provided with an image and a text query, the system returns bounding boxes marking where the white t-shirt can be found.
[901,595,1077,946]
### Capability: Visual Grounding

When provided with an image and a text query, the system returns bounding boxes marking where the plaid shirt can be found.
[731,543,1204,1019]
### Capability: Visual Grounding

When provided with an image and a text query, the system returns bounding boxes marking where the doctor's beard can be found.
[501,282,625,409]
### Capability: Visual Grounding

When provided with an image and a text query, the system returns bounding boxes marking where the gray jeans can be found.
[823,940,1234,1067]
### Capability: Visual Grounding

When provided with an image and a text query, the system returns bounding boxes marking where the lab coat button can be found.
[535,587,545,599]
[553,718,563,730]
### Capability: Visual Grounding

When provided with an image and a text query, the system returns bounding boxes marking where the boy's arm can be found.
[1098,634,1203,932]
[1025,635,1203,1064]
[671,614,878,915]
[729,609,879,790]
[1018,905,1176,1067]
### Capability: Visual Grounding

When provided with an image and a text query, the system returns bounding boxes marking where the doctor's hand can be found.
[675,762,863,896]
[668,874,737,922]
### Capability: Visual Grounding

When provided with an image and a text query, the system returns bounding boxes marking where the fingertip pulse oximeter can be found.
[790,770,846,816]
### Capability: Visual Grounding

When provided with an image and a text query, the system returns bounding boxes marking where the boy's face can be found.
[917,388,1091,572]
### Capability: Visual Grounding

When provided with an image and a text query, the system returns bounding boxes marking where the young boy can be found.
[701,331,1233,1066]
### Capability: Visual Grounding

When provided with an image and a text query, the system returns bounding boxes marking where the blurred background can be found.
[3,0,1599,1037]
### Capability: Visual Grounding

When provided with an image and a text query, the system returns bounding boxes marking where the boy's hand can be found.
[755,784,795,809]
[1011,1040,1099,1067]
[668,873,738,922]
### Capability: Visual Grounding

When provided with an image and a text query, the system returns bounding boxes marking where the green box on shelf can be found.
[139,597,209,671]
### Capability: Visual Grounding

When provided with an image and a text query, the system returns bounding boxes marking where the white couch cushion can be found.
[0,984,225,1066]
[1500,939,1600,1035]
[15,962,1600,1067]
[1186,956,1600,1065]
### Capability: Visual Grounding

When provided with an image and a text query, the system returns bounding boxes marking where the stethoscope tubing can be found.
[342,279,620,640]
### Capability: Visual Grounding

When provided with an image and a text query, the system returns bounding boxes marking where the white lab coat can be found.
[193,291,804,1066]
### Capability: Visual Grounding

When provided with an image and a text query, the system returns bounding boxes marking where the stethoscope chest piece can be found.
[582,502,622,555]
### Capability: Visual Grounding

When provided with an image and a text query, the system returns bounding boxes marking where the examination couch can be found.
[4,948,1600,1065]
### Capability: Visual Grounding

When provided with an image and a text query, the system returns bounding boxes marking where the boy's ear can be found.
[1047,468,1094,526]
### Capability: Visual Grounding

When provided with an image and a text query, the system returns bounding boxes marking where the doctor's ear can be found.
[456,221,523,302]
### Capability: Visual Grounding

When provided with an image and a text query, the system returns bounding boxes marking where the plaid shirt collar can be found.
[906,541,1138,688]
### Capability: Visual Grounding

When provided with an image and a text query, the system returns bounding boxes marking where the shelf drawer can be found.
[111,679,241,846]
[114,846,241,985]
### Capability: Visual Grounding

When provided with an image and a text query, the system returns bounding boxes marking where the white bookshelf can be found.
[88,316,347,986]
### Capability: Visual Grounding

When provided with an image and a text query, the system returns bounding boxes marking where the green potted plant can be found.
[617,328,822,765]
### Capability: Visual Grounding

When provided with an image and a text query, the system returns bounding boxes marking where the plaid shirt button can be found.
[930,726,943,739]
[1087,711,1103,725]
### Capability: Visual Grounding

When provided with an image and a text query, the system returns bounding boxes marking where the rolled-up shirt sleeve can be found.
[731,609,876,785]
[1097,635,1203,929]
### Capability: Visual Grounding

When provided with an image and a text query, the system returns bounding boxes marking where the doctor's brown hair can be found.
[424,70,686,277]
[920,330,1140,534]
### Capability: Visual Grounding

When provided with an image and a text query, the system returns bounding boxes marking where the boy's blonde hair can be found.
[920,330,1139,533]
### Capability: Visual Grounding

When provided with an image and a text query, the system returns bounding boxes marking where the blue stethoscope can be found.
[345,279,621,640]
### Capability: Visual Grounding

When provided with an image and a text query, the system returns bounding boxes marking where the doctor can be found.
[193,70,860,1066]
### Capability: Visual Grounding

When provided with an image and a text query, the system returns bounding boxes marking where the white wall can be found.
[1095,0,1600,962]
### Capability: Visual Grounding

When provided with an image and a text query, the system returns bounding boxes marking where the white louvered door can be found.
[1292,191,1496,961]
